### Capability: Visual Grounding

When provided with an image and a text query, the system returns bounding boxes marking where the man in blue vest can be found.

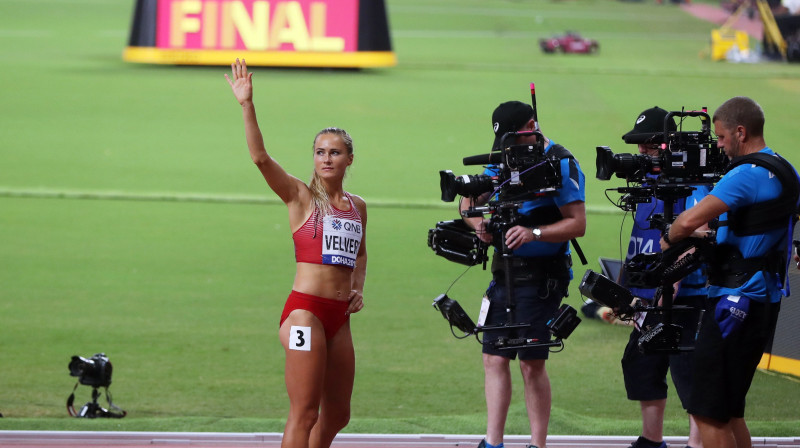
[618,106,709,448]
[662,97,799,448]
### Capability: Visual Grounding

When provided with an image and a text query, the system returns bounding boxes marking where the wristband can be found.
[663,224,672,244]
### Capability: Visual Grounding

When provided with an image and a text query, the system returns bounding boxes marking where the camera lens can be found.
[439,170,495,202]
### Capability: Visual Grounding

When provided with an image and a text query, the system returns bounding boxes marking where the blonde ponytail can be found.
[308,170,332,217]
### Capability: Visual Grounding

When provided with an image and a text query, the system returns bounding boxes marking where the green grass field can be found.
[1,0,799,437]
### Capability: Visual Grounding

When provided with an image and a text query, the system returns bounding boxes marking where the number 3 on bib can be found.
[289,325,312,351]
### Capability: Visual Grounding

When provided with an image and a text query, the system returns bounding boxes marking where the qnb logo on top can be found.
[331,218,343,231]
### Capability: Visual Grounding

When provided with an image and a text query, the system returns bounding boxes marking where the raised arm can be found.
[225,58,307,206]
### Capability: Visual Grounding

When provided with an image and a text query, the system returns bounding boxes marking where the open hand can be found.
[224,58,253,105]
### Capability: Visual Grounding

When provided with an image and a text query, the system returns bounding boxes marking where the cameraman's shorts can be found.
[280,290,350,340]
[687,296,780,422]
[621,295,705,407]
[481,279,565,361]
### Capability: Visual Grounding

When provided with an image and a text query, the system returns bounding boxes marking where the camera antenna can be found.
[530,82,540,131]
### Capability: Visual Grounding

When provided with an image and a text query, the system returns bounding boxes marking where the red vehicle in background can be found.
[539,32,599,54]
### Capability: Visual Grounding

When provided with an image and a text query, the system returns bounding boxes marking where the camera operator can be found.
[459,101,586,448]
[617,107,709,448]
[661,97,800,448]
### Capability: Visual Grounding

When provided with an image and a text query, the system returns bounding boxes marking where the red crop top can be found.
[293,193,363,269]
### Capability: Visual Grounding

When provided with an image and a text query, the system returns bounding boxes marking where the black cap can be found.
[491,101,534,151]
[622,106,677,144]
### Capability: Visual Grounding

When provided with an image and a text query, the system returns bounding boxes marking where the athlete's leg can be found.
[280,310,327,448]
[310,321,355,448]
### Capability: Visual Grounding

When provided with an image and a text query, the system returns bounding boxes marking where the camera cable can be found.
[441,264,481,341]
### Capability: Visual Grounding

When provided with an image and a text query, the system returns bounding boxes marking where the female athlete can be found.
[225,58,367,448]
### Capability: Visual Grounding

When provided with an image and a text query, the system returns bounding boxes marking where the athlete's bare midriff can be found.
[293,262,354,301]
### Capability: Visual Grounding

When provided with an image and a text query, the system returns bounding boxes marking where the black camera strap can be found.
[546,144,587,266]
[716,152,799,293]
[66,382,80,417]
[571,239,587,266]
[720,152,800,236]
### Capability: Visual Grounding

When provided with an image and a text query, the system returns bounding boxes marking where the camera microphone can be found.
[463,152,503,166]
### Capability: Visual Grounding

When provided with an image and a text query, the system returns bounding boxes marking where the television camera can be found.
[585,109,724,353]
[430,129,568,268]
[596,110,726,184]
[439,130,563,204]
[428,82,585,351]
[428,129,581,350]
[596,110,727,213]
[66,353,126,418]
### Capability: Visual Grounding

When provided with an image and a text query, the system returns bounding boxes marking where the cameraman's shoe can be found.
[629,436,667,448]
[476,440,504,448]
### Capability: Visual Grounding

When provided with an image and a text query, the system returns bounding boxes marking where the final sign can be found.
[124,0,396,68]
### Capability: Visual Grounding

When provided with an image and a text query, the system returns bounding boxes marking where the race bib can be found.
[322,215,362,268]
[289,325,311,351]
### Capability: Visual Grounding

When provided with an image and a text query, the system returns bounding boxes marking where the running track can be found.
[0,432,799,448]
